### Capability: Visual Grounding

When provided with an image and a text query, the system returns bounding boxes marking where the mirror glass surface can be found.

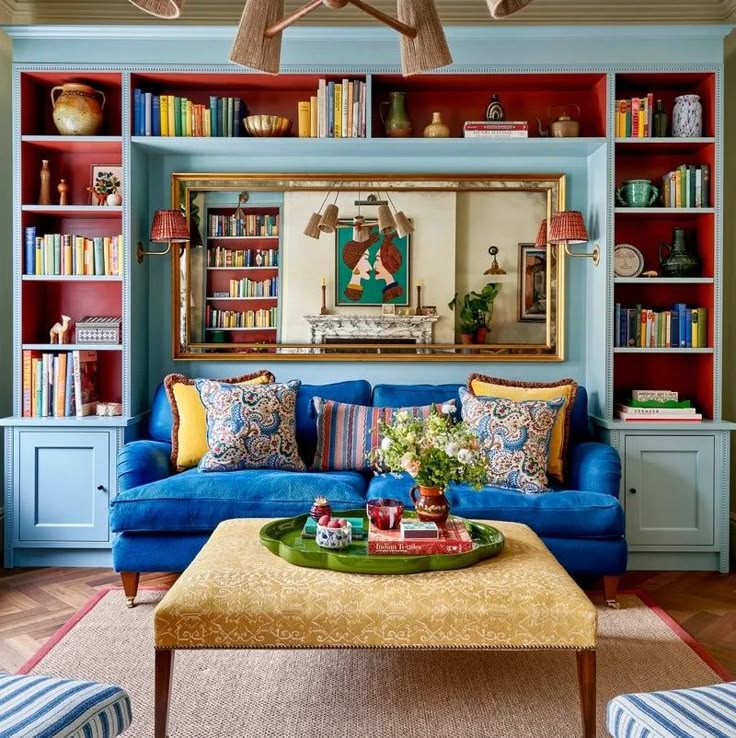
[171,174,566,361]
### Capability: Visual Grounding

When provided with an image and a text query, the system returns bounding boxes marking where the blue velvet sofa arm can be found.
[117,440,173,493]
[568,441,622,498]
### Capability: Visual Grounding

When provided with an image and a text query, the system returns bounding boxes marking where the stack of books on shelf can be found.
[133,90,243,137]
[22,349,98,418]
[463,121,528,138]
[661,165,710,208]
[207,247,278,268]
[367,518,473,555]
[615,304,707,349]
[615,94,654,137]
[215,277,278,298]
[616,390,702,422]
[297,79,367,138]
[208,213,279,237]
[25,228,123,276]
[206,306,277,329]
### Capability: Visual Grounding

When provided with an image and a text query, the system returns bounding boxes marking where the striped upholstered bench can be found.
[0,673,132,737]
[607,682,736,737]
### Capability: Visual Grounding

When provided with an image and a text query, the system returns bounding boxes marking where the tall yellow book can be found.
[297,101,311,137]
[160,95,169,136]
[310,96,318,137]
[334,84,342,138]
[167,95,176,136]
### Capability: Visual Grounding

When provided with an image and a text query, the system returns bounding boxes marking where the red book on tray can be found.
[368,518,474,555]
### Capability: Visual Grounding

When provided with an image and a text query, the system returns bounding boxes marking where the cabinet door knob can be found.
[97,485,106,492]
[628,488,637,495]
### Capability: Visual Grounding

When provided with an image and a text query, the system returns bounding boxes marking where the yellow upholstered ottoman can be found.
[154,519,598,737]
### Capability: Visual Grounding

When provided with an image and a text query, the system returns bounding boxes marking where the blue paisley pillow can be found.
[459,388,565,493]
[196,379,306,473]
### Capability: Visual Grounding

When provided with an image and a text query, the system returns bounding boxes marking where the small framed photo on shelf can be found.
[90,165,123,206]
[396,307,414,316]
[381,303,396,315]
[416,306,437,316]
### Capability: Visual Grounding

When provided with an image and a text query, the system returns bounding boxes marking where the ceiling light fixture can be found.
[128,0,536,74]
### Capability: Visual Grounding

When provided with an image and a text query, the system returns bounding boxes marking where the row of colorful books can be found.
[24,228,123,276]
[206,307,278,329]
[462,121,528,139]
[208,213,279,237]
[22,350,98,418]
[213,277,279,299]
[614,94,657,137]
[132,90,244,137]
[616,390,702,422]
[615,304,707,349]
[207,247,278,268]
[661,165,710,208]
[297,79,367,138]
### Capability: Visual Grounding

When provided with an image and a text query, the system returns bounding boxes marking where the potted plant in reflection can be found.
[449,283,501,345]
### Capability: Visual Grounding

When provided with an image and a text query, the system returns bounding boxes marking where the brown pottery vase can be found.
[410,485,450,524]
[51,83,106,136]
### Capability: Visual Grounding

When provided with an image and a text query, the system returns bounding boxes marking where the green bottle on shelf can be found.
[653,99,668,137]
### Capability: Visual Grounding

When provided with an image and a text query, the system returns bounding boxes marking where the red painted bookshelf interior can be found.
[205,206,280,345]
[371,73,608,138]
[20,73,124,416]
[613,71,716,418]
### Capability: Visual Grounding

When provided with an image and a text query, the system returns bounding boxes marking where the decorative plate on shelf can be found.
[614,243,645,277]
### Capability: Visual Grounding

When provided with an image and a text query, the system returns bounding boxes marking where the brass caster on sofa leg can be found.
[126,596,136,608]
[606,598,620,609]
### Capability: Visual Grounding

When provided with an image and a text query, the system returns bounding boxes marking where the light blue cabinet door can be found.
[17,430,111,543]
[624,435,715,547]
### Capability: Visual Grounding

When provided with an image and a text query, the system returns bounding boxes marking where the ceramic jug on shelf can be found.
[51,82,105,136]
[616,179,659,208]
[659,227,699,277]
[537,104,581,138]
[379,91,412,138]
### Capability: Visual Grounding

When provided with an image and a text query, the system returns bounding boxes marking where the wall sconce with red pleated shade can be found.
[547,210,600,267]
[136,209,190,264]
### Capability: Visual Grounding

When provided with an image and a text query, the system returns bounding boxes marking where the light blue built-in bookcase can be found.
[1,24,733,570]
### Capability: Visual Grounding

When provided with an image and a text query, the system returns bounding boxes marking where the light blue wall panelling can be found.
[144,152,592,395]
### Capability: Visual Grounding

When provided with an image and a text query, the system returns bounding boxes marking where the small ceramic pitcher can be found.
[616,179,659,208]
[379,92,412,138]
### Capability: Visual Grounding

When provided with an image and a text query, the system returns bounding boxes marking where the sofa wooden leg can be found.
[120,572,140,608]
[603,576,620,609]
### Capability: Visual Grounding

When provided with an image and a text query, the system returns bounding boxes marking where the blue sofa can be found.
[112,380,626,606]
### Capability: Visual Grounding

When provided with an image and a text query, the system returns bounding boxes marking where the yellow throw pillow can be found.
[164,371,274,471]
[467,375,578,483]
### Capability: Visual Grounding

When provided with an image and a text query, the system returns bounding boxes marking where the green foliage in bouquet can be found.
[373,405,487,490]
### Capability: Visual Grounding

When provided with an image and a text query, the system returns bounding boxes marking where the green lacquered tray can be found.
[260,509,505,575]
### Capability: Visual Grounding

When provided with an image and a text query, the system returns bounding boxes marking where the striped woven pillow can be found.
[0,673,132,738]
[312,398,447,472]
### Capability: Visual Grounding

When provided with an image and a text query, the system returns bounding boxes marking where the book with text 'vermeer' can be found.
[368,518,473,555]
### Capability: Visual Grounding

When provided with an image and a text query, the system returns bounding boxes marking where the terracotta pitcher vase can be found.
[51,83,105,136]
[410,485,450,524]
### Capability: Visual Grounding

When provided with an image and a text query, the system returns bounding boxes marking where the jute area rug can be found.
[20,589,729,738]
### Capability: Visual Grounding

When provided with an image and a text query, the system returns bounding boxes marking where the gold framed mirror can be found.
[171,173,566,362]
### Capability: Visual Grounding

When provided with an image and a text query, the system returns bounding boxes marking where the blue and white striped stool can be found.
[607,682,736,738]
[0,673,132,738]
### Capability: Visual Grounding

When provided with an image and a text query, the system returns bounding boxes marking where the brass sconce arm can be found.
[562,241,600,266]
[136,241,172,264]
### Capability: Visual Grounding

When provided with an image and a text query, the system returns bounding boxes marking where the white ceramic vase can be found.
[107,192,123,206]
[672,94,702,137]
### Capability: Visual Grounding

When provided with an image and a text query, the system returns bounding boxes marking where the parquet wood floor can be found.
[0,568,734,675]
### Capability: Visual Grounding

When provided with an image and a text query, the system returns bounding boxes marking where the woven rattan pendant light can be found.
[487,0,535,18]
[229,0,285,75]
[127,0,183,18]
[397,0,452,76]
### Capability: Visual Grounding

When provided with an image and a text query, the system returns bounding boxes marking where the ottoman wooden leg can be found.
[155,649,174,738]
[576,649,596,738]
[120,572,140,608]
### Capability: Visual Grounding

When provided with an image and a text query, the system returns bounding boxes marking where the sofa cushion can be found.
[367,473,624,539]
[296,380,371,462]
[111,468,368,533]
[149,382,173,443]
[468,374,578,482]
[197,379,306,473]
[372,383,462,410]
[165,370,274,471]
